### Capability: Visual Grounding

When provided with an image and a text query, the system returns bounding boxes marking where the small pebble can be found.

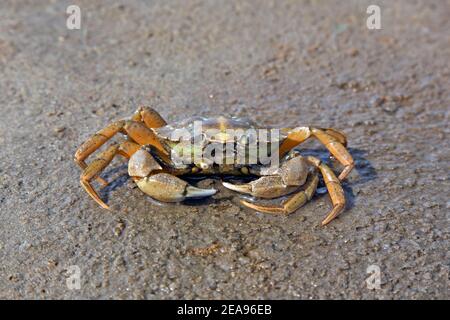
[114,221,126,237]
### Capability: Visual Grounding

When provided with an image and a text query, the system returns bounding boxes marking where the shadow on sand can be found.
[98,147,377,211]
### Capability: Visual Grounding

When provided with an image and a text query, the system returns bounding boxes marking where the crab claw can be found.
[222,181,252,194]
[223,176,298,199]
[223,156,311,199]
[136,173,216,202]
[185,185,217,198]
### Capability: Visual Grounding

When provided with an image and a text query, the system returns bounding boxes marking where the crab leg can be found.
[223,176,299,199]
[223,155,310,199]
[75,120,168,169]
[279,127,354,180]
[79,141,141,208]
[136,173,217,202]
[131,106,167,128]
[101,140,141,187]
[117,140,141,159]
[307,156,346,225]
[75,107,167,173]
[311,128,354,181]
[80,144,119,209]
[74,121,124,186]
[240,173,319,216]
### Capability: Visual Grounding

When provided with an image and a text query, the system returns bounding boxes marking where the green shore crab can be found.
[75,107,354,225]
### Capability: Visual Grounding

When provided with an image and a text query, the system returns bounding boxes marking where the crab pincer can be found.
[136,173,216,202]
[128,148,216,202]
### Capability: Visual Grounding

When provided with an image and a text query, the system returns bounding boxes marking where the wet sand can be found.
[0,0,448,299]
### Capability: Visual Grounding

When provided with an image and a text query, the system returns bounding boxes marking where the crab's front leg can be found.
[222,153,310,199]
[136,173,217,202]
[279,127,354,180]
[223,153,319,215]
[129,148,216,202]
[240,173,319,216]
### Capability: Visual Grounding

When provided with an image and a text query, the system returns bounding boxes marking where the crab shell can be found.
[150,115,286,172]
[127,116,314,203]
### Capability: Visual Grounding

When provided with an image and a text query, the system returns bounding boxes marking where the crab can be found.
[75,106,354,225]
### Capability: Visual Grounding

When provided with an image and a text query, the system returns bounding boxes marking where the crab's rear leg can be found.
[131,106,167,128]
[74,119,168,185]
[307,156,346,225]
[75,120,167,163]
[74,121,126,186]
[279,127,354,180]
[80,141,140,209]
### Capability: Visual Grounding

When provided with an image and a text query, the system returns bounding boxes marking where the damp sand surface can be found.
[0,1,448,299]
